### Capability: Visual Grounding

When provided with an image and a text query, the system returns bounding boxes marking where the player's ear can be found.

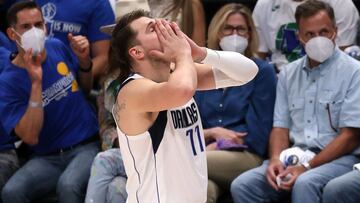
[129,46,144,60]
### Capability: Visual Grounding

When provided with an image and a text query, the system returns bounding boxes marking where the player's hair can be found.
[109,9,150,83]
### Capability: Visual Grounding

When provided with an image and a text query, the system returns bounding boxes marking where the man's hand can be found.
[23,49,42,83]
[149,19,191,63]
[68,33,91,68]
[277,165,306,191]
[266,158,285,191]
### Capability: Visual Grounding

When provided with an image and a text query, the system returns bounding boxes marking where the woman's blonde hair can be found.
[207,3,259,58]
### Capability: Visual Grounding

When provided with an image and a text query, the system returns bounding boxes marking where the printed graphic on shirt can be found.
[41,3,82,37]
[275,22,305,62]
[42,62,78,107]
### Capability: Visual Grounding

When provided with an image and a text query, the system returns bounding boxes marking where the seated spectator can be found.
[85,68,127,203]
[322,163,360,203]
[231,1,360,203]
[0,122,19,200]
[252,0,359,70]
[198,3,277,203]
[35,0,115,79]
[0,1,100,202]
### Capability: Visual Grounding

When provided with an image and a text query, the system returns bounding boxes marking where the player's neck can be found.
[135,59,171,83]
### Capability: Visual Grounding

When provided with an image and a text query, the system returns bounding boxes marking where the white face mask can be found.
[304,36,335,63]
[13,26,46,56]
[219,34,248,54]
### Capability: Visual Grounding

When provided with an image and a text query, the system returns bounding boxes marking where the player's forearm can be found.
[169,54,198,98]
[202,48,259,88]
[15,82,44,145]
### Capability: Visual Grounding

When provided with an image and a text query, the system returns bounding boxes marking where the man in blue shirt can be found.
[231,1,360,203]
[0,2,99,202]
[35,0,115,79]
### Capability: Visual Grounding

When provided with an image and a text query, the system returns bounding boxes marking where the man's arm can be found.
[90,40,110,79]
[309,127,360,168]
[15,51,44,145]
[68,33,93,94]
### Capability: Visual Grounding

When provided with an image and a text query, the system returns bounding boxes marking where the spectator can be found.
[199,3,276,203]
[252,0,359,70]
[34,0,115,79]
[0,1,99,202]
[231,1,360,203]
[85,67,127,203]
[322,163,360,203]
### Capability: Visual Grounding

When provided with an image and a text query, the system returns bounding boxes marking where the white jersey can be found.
[113,74,207,203]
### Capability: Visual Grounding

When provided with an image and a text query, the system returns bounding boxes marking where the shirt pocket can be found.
[318,98,344,133]
[289,97,305,131]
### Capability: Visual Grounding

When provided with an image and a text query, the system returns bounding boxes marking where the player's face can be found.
[130,17,162,56]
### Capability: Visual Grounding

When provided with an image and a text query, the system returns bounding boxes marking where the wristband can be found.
[29,100,43,108]
[79,61,93,73]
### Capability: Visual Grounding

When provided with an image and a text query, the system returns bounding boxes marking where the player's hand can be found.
[170,22,206,62]
[23,48,42,83]
[149,19,191,63]
[266,158,285,191]
[68,33,92,70]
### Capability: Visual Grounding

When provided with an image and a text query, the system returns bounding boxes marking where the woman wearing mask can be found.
[194,3,277,202]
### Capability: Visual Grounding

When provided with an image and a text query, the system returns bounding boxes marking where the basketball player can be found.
[110,10,258,203]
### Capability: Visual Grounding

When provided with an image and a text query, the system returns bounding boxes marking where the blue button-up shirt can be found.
[195,59,277,157]
[274,48,360,153]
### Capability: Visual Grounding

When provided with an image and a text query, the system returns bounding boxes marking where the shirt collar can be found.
[302,46,341,76]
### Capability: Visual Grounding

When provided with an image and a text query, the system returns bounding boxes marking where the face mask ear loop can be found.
[11,28,27,52]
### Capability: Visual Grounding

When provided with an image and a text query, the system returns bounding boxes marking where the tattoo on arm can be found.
[113,102,126,123]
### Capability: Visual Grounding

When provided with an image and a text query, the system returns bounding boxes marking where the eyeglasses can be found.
[222,25,248,36]
[326,103,338,133]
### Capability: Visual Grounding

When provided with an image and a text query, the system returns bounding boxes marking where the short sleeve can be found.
[0,79,28,135]
[339,68,360,128]
[252,0,270,53]
[332,0,359,47]
[273,68,290,128]
[87,0,115,42]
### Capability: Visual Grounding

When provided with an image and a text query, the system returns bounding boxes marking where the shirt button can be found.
[218,119,222,123]
[307,136,310,138]
[307,120,311,123]
[219,103,223,108]
[312,79,316,83]
[309,100,313,103]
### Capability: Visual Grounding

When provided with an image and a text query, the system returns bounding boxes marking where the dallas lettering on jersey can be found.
[51,20,81,34]
[42,72,75,107]
[171,102,198,129]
